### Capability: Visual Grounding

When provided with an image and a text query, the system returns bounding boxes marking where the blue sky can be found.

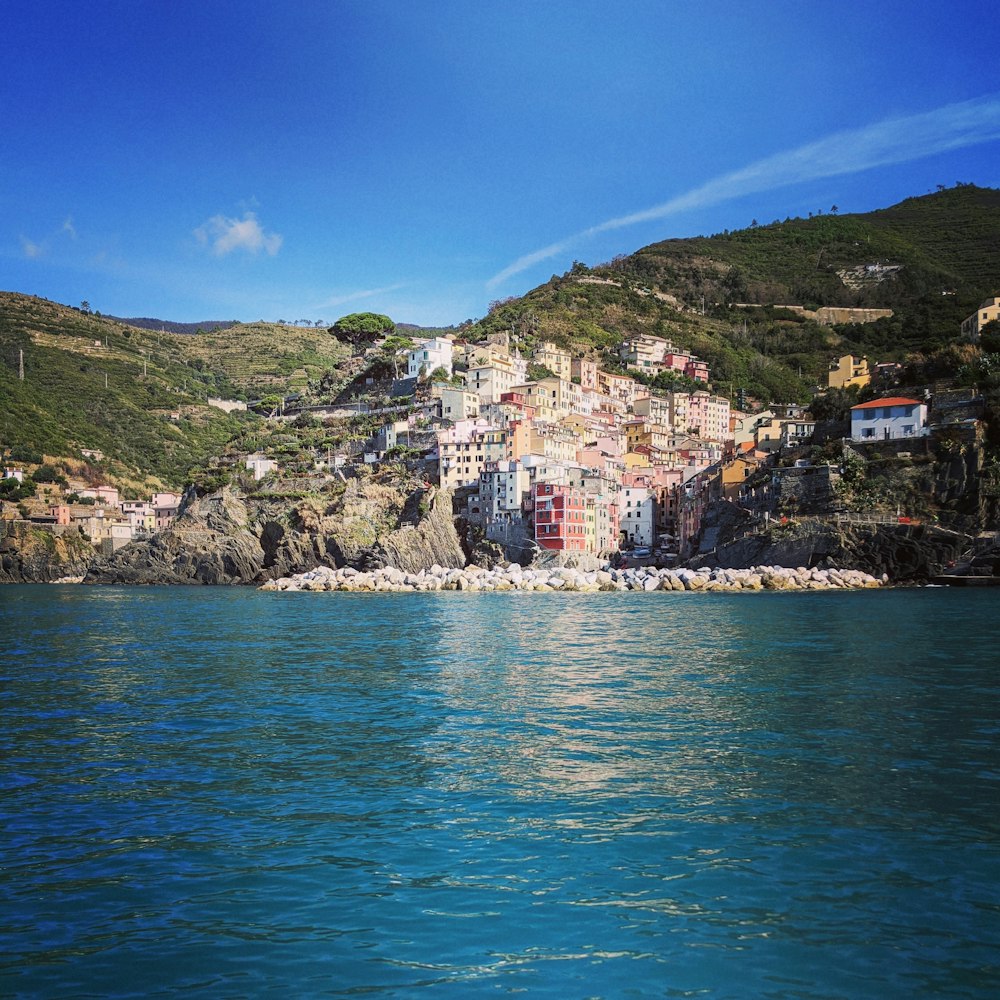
[3,0,999,327]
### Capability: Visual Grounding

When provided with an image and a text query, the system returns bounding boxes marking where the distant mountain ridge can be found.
[105,316,238,335]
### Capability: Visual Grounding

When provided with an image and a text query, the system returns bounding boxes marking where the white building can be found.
[407,337,454,379]
[850,397,929,442]
[467,356,527,403]
[620,486,657,547]
[246,455,279,481]
[479,460,532,520]
[436,385,480,422]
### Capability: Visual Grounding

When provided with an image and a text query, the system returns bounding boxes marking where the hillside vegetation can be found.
[470,185,1000,402]
[3,186,998,492]
[0,294,261,487]
[174,321,350,396]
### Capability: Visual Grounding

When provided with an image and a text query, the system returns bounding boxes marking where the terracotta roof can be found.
[851,397,922,411]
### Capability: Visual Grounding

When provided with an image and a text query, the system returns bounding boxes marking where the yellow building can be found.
[532,341,573,380]
[721,454,764,500]
[596,370,639,409]
[623,419,674,453]
[827,354,871,390]
[961,296,1000,340]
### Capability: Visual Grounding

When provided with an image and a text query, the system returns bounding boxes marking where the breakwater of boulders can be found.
[260,563,885,593]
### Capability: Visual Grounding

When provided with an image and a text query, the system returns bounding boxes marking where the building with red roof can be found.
[850,397,928,442]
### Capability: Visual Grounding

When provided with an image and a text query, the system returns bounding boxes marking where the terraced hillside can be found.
[629,184,1000,310]
[469,185,1000,400]
[0,293,259,486]
[175,322,350,397]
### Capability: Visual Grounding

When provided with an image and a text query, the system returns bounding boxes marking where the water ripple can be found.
[1,586,999,998]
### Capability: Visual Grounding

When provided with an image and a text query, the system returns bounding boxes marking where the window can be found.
[863,428,875,439]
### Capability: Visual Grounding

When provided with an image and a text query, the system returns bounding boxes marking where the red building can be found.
[532,482,587,551]
[684,359,709,382]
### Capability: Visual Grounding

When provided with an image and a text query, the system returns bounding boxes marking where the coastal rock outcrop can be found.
[84,478,466,586]
[699,518,971,582]
[84,488,271,585]
[0,519,96,583]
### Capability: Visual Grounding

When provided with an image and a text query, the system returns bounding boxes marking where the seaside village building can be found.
[960,296,1000,340]
[466,352,529,403]
[850,397,929,442]
[619,335,711,382]
[828,353,871,390]
[532,341,573,381]
[407,337,454,379]
[15,484,183,557]
[429,337,757,556]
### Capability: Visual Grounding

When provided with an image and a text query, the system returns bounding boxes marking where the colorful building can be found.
[407,337,454,379]
[532,481,588,551]
[828,354,871,390]
[961,296,1000,341]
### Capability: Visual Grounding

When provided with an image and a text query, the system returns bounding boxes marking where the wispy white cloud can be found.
[20,236,44,258]
[194,211,282,256]
[487,94,1000,289]
[314,282,410,311]
[62,216,77,240]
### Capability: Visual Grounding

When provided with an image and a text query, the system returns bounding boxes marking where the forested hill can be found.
[105,316,238,335]
[627,183,1000,309]
[469,185,1000,402]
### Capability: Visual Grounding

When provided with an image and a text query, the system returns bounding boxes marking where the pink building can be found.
[49,504,71,525]
[81,485,121,507]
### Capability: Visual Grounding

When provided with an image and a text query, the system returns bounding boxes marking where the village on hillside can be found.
[3,295,997,566]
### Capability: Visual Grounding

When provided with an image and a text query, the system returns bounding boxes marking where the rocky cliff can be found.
[83,477,466,586]
[697,516,971,582]
[0,520,96,583]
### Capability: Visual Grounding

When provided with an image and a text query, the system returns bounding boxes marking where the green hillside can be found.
[0,294,260,487]
[175,321,350,397]
[631,184,1000,307]
[3,186,998,488]
[469,185,1000,400]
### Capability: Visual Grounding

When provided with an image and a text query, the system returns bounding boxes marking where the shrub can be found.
[32,463,67,484]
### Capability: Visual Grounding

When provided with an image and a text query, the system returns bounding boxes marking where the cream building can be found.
[961,296,1000,340]
[532,341,573,380]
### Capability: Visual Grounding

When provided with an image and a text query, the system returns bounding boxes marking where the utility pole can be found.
[18,348,24,381]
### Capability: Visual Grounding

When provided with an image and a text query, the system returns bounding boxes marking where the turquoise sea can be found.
[2,586,999,998]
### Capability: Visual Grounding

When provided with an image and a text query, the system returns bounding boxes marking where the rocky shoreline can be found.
[261,563,885,593]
